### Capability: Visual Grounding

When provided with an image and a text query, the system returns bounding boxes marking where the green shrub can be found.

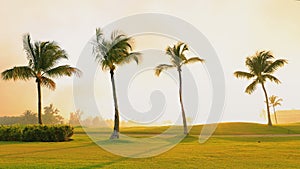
[0,125,73,142]
[0,125,22,141]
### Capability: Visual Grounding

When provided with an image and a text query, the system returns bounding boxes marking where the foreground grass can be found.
[0,123,300,169]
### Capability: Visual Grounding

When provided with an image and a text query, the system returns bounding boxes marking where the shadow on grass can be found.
[79,139,176,168]
[78,135,201,168]
[0,142,96,158]
[78,157,129,169]
[95,139,134,145]
[0,141,27,145]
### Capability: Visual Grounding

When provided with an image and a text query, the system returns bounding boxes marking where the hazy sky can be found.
[0,0,299,124]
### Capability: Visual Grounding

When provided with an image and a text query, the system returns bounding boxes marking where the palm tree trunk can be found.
[273,106,278,124]
[110,69,119,139]
[261,83,272,126]
[178,69,188,135]
[37,79,43,125]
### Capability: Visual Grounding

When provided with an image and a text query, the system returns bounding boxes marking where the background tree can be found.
[268,95,283,124]
[155,42,204,135]
[92,28,141,139]
[69,110,83,126]
[234,51,287,126]
[21,110,37,124]
[0,116,21,125]
[1,34,81,124]
[43,104,64,124]
[0,110,36,125]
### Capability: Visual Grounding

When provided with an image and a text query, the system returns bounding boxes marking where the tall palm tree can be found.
[92,28,140,139]
[155,42,204,135]
[234,51,287,126]
[1,34,81,124]
[268,95,283,124]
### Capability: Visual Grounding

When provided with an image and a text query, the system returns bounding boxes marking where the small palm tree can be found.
[92,28,141,139]
[269,95,283,124]
[234,51,287,126]
[155,42,204,135]
[22,110,37,124]
[1,34,81,124]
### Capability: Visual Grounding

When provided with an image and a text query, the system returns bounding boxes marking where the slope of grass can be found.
[119,122,300,135]
[0,123,300,168]
[210,122,300,135]
[274,110,300,124]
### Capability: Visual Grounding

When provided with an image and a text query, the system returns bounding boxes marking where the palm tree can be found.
[21,110,37,124]
[234,51,287,126]
[92,28,140,139]
[155,42,204,135]
[268,95,283,124]
[1,34,81,124]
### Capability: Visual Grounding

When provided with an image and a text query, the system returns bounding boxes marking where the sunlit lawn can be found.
[0,123,300,169]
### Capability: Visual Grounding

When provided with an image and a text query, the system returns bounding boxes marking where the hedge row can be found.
[0,125,73,142]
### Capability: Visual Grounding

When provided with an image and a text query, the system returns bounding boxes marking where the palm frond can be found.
[178,42,188,61]
[182,57,204,65]
[260,51,274,60]
[111,30,125,41]
[234,71,255,79]
[245,56,256,74]
[118,52,141,65]
[95,28,104,43]
[45,65,81,78]
[166,45,181,67]
[40,76,56,90]
[165,46,173,57]
[245,78,259,94]
[40,41,68,71]
[93,28,107,59]
[269,95,276,103]
[111,36,133,52]
[154,64,176,76]
[263,74,281,84]
[93,41,109,62]
[100,59,113,71]
[175,42,183,59]
[1,66,35,81]
[264,59,288,73]
[23,34,36,68]
[273,98,283,106]
[274,102,282,106]
[180,42,189,53]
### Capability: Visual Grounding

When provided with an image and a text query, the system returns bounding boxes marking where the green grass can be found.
[120,122,300,135]
[0,123,300,169]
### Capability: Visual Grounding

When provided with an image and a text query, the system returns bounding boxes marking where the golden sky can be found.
[0,0,300,124]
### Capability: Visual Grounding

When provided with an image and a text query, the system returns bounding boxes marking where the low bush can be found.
[0,125,73,142]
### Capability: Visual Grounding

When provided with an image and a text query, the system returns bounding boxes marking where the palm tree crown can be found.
[2,34,81,88]
[1,34,81,124]
[269,95,283,107]
[155,42,204,76]
[234,51,287,126]
[93,28,140,72]
[234,51,287,94]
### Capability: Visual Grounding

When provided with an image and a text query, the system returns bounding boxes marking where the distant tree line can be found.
[0,104,64,125]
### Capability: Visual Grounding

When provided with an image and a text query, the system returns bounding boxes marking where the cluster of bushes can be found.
[0,125,73,142]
